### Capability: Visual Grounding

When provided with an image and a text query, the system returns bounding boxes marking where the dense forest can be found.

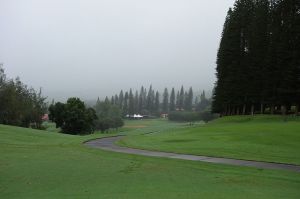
[0,65,47,128]
[212,0,300,115]
[102,86,211,116]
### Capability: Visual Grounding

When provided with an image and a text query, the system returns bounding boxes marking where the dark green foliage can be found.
[118,90,124,109]
[146,85,154,113]
[196,91,211,112]
[184,87,193,111]
[105,85,196,116]
[128,89,134,115]
[168,111,200,122]
[213,0,300,115]
[111,96,115,105]
[134,91,139,114]
[162,88,169,113]
[168,110,216,123]
[176,91,180,110]
[49,98,97,135]
[0,66,47,128]
[94,100,124,132]
[199,111,217,123]
[123,92,128,116]
[154,91,160,114]
[179,86,185,110]
[169,88,176,111]
[48,102,65,128]
[138,86,145,114]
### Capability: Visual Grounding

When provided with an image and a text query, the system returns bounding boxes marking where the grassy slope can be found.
[1,123,300,198]
[119,115,300,165]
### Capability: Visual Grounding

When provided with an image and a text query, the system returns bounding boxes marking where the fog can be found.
[0,0,235,101]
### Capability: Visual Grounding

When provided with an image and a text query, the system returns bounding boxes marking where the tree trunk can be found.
[251,104,254,116]
[226,105,229,116]
[260,103,264,114]
[242,104,246,115]
[227,105,231,116]
[295,105,299,116]
[236,107,240,115]
[270,105,274,114]
[281,105,287,115]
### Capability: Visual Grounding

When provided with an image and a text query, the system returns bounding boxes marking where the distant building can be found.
[160,113,168,118]
[126,114,144,119]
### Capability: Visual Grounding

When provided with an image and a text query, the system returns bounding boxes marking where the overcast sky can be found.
[0,0,235,101]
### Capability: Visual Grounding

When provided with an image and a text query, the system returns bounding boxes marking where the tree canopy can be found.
[213,0,300,115]
[93,99,124,132]
[0,65,47,128]
[103,85,210,116]
[49,98,97,135]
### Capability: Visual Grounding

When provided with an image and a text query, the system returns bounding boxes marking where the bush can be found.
[199,111,218,123]
[168,111,200,122]
[168,111,218,123]
[94,100,124,132]
[49,98,97,135]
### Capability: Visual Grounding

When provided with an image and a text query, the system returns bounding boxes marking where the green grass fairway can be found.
[121,119,187,135]
[119,115,300,165]
[1,121,300,198]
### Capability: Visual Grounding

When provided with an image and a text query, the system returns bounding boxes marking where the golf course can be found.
[1,116,300,199]
[1,0,299,198]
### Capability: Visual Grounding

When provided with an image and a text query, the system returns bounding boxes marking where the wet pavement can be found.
[85,136,300,172]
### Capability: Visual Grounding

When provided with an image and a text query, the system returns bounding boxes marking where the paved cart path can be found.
[85,136,300,172]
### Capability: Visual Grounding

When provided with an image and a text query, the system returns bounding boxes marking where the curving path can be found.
[85,136,300,172]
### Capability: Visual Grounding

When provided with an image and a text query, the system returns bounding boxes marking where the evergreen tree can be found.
[184,91,189,110]
[146,85,154,113]
[143,88,147,113]
[249,0,270,113]
[134,90,139,113]
[118,90,124,109]
[104,96,109,103]
[154,91,160,113]
[123,92,128,115]
[162,88,169,113]
[179,86,185,110]
[213,0,299,115]
[138,86,144,113]
[186,87,193,111]
[114,94,119,106]
[169,88,176,111]
[176,91,180,110]
[196,91,210,112]
[111,96,115,105]
[128,89,134,115]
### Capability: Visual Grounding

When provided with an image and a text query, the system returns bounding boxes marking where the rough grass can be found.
[119,115,300,165]
[1,123,300,198]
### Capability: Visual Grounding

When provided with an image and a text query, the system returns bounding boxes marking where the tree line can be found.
[103,85,211,116]
[0,65,47,128]
[49,97,124,134]
[213,0,300,115]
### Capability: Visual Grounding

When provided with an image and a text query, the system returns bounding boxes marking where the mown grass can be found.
[1,123,300,198]
[119,115,300,165]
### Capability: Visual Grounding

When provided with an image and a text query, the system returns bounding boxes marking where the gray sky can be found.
[0,0,235,101]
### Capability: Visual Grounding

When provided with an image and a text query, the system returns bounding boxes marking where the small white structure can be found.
[126,114,144,119]
[133,114,143,119]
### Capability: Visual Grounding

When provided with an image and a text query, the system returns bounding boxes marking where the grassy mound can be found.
[120,115,300,165]
[1,123,300,198]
